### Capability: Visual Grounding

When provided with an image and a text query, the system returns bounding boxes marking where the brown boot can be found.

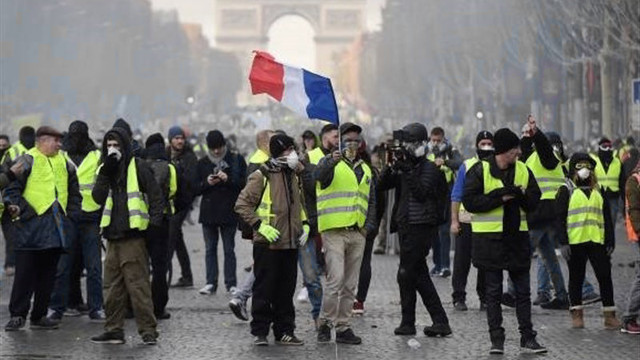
[603,307,621,330]
[570,306,584,328]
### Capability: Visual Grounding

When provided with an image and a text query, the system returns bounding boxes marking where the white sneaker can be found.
[296,287,309,303]
[228,286,238,295]
[199,284,215,295]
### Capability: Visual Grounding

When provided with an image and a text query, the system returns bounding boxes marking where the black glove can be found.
[101,154,119,177]
[487,187,510,199]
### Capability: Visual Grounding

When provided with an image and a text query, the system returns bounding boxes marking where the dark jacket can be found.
[521,130,561,226]
[313,154,376,234]
[168,143,198,213]
[145,143,175,218]
[92,128,164,241]
[462,157,540,271]
[197,149,247,225]
[378,157,446,232]
[555,184,614,248]
[626,172,640,236]
[300,146,330,236]
[3,150,81,250]
[64,135,101,223]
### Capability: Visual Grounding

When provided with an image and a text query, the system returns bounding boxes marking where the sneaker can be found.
[91,331,125,344]
[520,337,547,354]
[582,292,601,305]
[540,297,569,310]
[229,298,249,321]
[352,300,364,315]
[155,311,171,320]
[30,317,60,330]
[64,307,82,317]
[317,324,332,343]
[4,316,25,331]
[489,339,504,355]
[172,277,193,288]
[501,293,515,308]
[336,328,362,345]
[423,323,452,337]
[621,320,640,334]
[199,284,215,295]
[296,287,309,303]
[89,310,106,322]
[394,324,416,335]
[276,333,304,346]
[254,335,268,346]
[429,268,441,277]
[439,268,451,278]
[454,301,468,311]
[142,333,157,345]
[532,293,551,306]
[228,286,238,295]
[47,309,63,322]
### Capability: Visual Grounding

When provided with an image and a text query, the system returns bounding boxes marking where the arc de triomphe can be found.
[215,0,366,105]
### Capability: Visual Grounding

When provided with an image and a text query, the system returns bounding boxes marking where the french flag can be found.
[249,51,339,125]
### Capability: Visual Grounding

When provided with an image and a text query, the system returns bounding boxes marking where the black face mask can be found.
[0,148,6,160]
[598,149,613,162]
[476,149,494,160]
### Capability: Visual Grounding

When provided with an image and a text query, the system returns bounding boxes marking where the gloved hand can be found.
[394,158,413,173]
[605,245,615,257]
[258,223,280,243]
[298,223,310,247]
[487,187,510,199]
[560,244,571,261]
[101,149,121,177]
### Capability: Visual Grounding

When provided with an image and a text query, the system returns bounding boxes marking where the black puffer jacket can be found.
[92,127,164,241]
[462,157,540,272]
[378,157,447,232]
[168,143,198,212]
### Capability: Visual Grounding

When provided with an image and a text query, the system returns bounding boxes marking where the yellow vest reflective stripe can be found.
[71,150,102,212]
[99,158,150,230]
[1,142,28,163]
[168,163,177,214]
[23,148,69,215]
[307,147,325,166]
[427,153,454,183]
[249,149,269,164]
[471,160,529,233]
[525,151,565,200]
[567,187,605,245]
[255,173,307,225]
[458,157,479,217]
[592,155,621,192]
[317,161,371,232]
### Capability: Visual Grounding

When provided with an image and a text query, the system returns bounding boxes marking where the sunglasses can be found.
[599,145,612,151]
[575,162,593,170]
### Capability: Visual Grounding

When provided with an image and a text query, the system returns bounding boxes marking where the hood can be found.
[102,127,132,164]
[145,143,168,161]
[19,126,35,149]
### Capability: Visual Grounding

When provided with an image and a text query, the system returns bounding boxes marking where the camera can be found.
[384,130,408,165]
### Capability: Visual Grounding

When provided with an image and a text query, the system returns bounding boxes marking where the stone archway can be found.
[214,0,366,105]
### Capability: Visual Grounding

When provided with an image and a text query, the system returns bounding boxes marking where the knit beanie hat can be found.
[493,128,520,155]
[206,130,225,149]
[168,126,185,140]
[145,133,165,148]
[269,134,295,158]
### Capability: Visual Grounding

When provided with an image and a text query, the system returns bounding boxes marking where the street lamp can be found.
[476,111,484,120]
[186,96,195,105]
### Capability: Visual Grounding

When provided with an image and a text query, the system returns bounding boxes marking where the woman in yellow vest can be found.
[556,153,619,329]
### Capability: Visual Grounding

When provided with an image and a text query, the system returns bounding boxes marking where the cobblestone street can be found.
[1,222,638,359]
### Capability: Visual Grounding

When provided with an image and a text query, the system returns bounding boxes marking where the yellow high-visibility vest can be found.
[66,150,102,212]
[567,186,605,245]
[525,151,565,200]
[427,153,454,184]
[307,147,325,166]
[99,158,150,230]
[592,155,621,192]
[471,160,529,233]
[249,149,269,164]
[23,148,69,215]
[1,141,28,164]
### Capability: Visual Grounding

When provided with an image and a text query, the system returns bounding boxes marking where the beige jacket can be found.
[234,163,305,250]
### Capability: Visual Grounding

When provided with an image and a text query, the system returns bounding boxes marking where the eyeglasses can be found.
[575,162,593,170]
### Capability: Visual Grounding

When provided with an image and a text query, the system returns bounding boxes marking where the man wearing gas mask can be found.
[427,127,462,278]
[450,131,494,312]
[592,137,624,227]
[378,123,452,337]
[314,122,377,345]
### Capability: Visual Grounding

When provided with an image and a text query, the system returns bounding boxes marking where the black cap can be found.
[475,130,493,146]
[269,134,295,158]
[145,133,165,148]
[206,130,225,149]
[493,128,520,155]
[339,122,362,136]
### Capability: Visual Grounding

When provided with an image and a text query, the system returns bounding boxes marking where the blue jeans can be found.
[298,235,323,320]
[202,223,237,290]
[530,227,567,300]
[623,243,640,322]
[608,195,620,225]
[233,269,255,303]
[432,220,451,271]
[50,221,103,314]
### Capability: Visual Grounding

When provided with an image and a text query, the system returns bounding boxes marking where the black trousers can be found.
[452,223,485,303]
[485,269,535,342]
[397,224,448,325]
[9,249,61,320]
[250,244,298,338]
[568,242,614,307]
[356,233,375,302]
[68,234,85,308]
[147,220,170,315]
[168,209,193,281]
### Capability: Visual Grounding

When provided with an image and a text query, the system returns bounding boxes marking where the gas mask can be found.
[476,145,494,160]
[342,140,359,161]
[428,141,446,154]
[405,141,427,158]
[576,168,590,180]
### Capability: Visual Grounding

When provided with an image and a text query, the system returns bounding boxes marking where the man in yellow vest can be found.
[1,126,35,276]
[3,126,81,331]
[315,122,376,345]
[235,134,307,346]
[0,134,10,162]
[48,121,105,322]
[463,128,546,355]
[592,137,624,226]
[90,127,164,345]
